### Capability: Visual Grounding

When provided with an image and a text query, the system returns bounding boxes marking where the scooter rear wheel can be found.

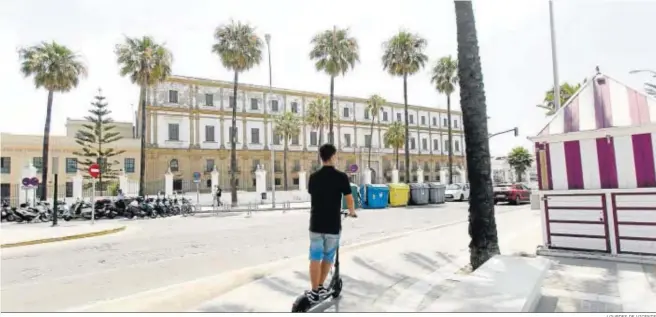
[291,295,311,312]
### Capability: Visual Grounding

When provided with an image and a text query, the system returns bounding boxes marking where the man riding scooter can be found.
[305,144,357,303]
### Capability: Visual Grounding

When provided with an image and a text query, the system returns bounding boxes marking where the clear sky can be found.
[0,0,653,156]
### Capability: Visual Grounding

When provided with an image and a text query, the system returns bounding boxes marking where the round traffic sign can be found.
[89,163,101,178]
[349,164,358,173]
[22,177,30,186]
[30,177,39,186]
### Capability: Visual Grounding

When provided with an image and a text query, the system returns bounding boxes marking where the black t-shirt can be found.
[308,166,352,234]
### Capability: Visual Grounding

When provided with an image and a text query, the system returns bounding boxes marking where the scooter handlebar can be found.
[340,210,357,218]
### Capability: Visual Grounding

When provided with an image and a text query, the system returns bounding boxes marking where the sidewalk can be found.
[192,208,542,313]
[0,221,127,248]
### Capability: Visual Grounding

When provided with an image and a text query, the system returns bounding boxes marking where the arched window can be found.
[169,159,179,172]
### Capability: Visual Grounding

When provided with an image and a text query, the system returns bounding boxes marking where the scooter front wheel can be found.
[332,278,343,298]
[291,295,311,313]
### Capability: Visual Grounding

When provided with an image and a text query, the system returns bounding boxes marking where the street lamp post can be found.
[265,33,276,208]
[488,127,518,139]
[549,0,561,111]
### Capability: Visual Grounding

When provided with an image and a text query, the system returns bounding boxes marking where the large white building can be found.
[141,75,467,192]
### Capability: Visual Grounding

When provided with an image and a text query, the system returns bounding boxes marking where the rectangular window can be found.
[444,140,450,152]
[250,98,259,110]
[251,128,260,144]
[33,157,43,173]
[205,125,215,142]
[168,123,180,141]
[229,96,235,108]
[274,161,282,172]
[432,117,437,126]
[344,134,351,147]
[124,158,135,173]
[293,160,301,171]
[273,133,281,145]
[229,127,239,143]
[343,107,350,118]
[421,116,426,125]
[271,99,279,112]
[382,112,388,121]
[433,139,439,151]
[252,159,261,171]
[205,94,214,107]
[364,135,372,147]
[1,157,10,174]
[396,113,401,122]
[310,132,318,146]
[422,138,427,150]
[275,178,282,185]
[293,178,299,185]
[169,90,178,103]
[409,115,414,124]
[364,109,370,120]
[206,159,215,172]
[454,119,459,129]
[291,134,299,145]
[443,118,448,127]
[66,158,77,174]
[411,138,416,150]
[65,181,73,197]
[455,140,460,152]
[291,102,299,113]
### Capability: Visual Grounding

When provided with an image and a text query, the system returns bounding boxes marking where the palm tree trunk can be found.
[395,148,399,171]
[230,71,239,204]
[40,90,54,201]
[455,0,500,270]
[368,117,374,168]
[283,136,289,190]
[138,85,147,197]
[403,74,410,183]
[447,93,454,185]
[317,126,323,164]
[328,76,335,144]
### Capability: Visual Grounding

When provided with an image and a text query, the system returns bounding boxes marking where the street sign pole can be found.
[52,174,58,226]
[91,179,95,224]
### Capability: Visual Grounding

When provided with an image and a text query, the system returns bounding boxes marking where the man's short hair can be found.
[319,143,337,162]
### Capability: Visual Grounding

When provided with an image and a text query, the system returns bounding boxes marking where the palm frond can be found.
[309,26,360,77]
[381,31,428,77]
[212,20,264,73]
[114,35,173,87]
[18,41,88,92]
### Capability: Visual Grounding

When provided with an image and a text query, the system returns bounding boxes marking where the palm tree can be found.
[19,42,87,200]
[630,69,656,97]
[537,82,582,115]
[212,21,263,204]
[305,97,334,161]
[366,95,386,169]
[431,56,458,184]
[382,31,428,183]
[309,26,360,144]
[383,121,406,172]
[115,36,173,197]
[454,0,500,270]
[274,111,301,190]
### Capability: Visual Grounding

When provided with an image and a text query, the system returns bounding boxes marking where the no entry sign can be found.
[89,163,101,179]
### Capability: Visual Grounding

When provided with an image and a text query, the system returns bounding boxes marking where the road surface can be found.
[1,203,531,312]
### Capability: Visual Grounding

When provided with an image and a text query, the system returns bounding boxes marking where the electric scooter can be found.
[291,210,357,313]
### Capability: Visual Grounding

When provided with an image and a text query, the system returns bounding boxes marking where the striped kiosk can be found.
[529,69,656,258]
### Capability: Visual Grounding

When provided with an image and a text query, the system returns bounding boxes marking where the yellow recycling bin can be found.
[388,183,410,207]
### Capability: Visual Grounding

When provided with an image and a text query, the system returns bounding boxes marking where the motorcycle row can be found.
[1,195,196,223]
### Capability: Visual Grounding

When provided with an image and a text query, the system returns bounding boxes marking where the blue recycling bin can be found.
[360,184,390,209]
[341,183,361,209]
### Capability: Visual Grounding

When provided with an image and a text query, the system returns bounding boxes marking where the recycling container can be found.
[428,183,446,204]
[409,183,430,205]
[360,184,390,209]
[388,183,410,207]
[341,183,361,209]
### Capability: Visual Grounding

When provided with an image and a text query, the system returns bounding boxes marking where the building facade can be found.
[491,155,538,187]
[0,120,140,201]
[142,75,467,192]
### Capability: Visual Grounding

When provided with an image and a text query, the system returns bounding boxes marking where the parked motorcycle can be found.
[64,198,93,221]
[125,197,146,219]
[180,197,195,217]
[1,199,17,222]
[14,201,51,223]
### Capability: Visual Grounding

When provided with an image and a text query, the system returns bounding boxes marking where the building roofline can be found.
[165,74,461,114]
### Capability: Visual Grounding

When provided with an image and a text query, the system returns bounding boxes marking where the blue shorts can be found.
[309,232,340,263]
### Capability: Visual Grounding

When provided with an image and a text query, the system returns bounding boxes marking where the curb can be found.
[0,226,127,249]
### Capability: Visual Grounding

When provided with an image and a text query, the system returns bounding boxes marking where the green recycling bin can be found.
[341,183,360,209]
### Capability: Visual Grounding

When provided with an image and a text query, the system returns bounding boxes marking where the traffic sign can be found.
[22,177,30,186]
[193,172,201,183]
[30,177,39,186]
[349,164,359,173]
[89,163,101,179]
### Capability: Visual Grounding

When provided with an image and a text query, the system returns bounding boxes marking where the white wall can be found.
[157,113,191,149]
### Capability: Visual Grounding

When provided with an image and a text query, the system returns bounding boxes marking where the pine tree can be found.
[73,88,125,195]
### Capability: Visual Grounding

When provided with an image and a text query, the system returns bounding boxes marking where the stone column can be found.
[440,169,447,184]
[362,169,372,185]
[211,165,219,195]
[242,92,248,150]
[298,170,307,193]
[165,167,173,196]
[152,110,159,146]
[119,172,128,194]
[263,92,269,150]
[302,96,307,151]
[255,165,266,198]
[416,168,424,184]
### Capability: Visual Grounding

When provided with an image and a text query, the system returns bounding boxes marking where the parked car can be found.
[445,183,470,201]
[493,183,531,205]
